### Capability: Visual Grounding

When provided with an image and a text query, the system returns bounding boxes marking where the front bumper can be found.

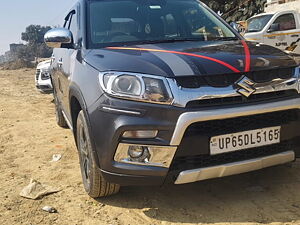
[37,78,53,93]
[87,95,300,186]
[175,151,295,184]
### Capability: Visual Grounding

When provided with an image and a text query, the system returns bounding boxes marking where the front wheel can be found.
[76,110,120,198]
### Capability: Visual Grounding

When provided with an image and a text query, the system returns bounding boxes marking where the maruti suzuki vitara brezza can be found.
[45,0,300,197]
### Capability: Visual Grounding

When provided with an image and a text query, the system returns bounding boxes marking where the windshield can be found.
[88,0,237,47]
[246,14,273,33]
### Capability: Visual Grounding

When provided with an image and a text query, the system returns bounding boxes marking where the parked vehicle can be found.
[45,0,300,198]
[35,59,53,93]
[244,10,300,54]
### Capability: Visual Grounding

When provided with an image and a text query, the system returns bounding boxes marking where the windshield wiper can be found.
[112,37,238,47]
[245,29,260,33]
[210,37,239,41]
[132,38,204,44]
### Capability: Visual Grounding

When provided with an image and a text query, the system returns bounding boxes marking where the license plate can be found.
[210,126,281,155]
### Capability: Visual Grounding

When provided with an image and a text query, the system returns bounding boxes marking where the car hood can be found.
[37,59,51,70]
[84,40,297,77]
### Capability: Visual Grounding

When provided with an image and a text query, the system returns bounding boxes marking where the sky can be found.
[0,0,78,55]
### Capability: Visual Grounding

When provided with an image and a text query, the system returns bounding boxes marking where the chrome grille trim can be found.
[167,67,300,108]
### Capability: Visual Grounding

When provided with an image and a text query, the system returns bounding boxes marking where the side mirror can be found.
[44,28,73,48]
[268,23,280,33]
[230,22,239,32]
[230,22,239,31]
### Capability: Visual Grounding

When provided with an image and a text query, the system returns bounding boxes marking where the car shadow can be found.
[97,161,300,224]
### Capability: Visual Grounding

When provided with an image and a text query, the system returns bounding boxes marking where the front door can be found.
[264,13,300,53]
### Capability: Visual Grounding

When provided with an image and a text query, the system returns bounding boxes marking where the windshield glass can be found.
[88,0,237,47]
[246,14,273,33]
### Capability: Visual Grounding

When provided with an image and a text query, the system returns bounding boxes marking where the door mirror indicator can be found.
[44,28,73,48]
[268,23,280,33]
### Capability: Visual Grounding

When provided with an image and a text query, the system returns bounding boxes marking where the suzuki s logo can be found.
[236,76,256,97]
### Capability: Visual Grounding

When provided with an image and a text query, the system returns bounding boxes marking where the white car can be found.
[244,10,300,55]
[35,59,53,93]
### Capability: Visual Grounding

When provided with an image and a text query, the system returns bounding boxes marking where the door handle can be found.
[291,35,299,37]
[58,58,63,67]
[51,55,55,64]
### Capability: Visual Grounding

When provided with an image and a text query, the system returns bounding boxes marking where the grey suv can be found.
[45,0,300,197]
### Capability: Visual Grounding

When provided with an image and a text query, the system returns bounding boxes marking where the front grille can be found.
[35,69,40,81]
[186,90,299,108]
[170,141,294,172]
[173,109,299,167]
[183,109,298,138]
[175,67,295,88]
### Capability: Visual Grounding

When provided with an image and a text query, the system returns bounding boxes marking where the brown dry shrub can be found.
[1,60,34,70]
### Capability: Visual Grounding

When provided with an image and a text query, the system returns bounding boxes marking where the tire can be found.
[76,110,120,198]
[53,92,68,128]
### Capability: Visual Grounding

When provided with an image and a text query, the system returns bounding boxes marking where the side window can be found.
[273,14,296,31]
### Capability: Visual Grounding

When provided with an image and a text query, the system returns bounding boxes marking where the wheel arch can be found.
[69,84,87,140]
[69,84,101,168]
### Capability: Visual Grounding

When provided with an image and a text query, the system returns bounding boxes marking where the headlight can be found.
[111,75,142,96]
[99,72,173,104]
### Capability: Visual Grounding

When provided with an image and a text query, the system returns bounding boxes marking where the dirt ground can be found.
[0,68,300,225]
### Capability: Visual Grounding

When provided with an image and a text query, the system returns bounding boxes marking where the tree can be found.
[21,25,51,45]
[202,0,267,22]
[20,25,52,60]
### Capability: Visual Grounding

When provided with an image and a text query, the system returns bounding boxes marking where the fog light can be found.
[128,146,144,158]
[123,130,158,138]
[114,143,177,168]
[128,146,150,162]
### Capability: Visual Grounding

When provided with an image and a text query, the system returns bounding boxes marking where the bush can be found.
[1,59,34,70]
